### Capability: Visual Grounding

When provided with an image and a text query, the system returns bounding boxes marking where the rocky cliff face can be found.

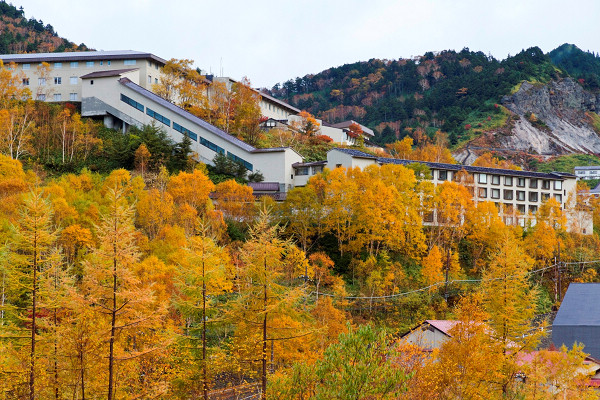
[456,78,600,164]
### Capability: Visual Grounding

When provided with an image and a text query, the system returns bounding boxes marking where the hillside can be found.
[267,45,600,165]
[0,1,87,54]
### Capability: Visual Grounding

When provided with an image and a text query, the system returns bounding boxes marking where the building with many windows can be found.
[0,50,166,102]
[292,148,589,233]
[575,166,600,180]
[80,68,302,189]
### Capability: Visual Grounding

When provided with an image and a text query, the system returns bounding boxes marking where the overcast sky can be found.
[14,0,600,88]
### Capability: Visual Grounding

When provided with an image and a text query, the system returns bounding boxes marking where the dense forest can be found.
[267,44,600,147]
[0,60,598,398]
[0,1,88,54]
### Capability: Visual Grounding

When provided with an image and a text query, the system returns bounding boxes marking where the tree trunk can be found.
[261,257,267,400]
[107,239,117,400]
[29,244,37,400]
[202,251,208,400]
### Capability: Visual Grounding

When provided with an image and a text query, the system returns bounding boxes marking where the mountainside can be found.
[267,44,600,163]
[0,1,87,54]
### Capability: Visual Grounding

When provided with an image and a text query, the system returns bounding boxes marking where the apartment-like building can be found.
[0,50,166,102]
[575,166,600,180]
[293,148,589,233]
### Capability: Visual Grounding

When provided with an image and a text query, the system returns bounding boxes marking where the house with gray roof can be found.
[553,283,600,359]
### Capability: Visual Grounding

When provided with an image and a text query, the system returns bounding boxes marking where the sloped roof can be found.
[426,320,459,336]
[0,50,166,65]
[80,68,138,79]
[249,182,280,191]
[330,120,375,136]
[329,147,377,159]
[554,283,600,326]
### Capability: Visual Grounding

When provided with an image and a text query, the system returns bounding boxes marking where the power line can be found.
[311,259,600,302]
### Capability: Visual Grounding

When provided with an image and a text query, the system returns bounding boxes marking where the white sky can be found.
[14,0,600,88]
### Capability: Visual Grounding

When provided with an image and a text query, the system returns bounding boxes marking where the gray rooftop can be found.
[554,284,600,326]
[0,50,166,65]
[80,68,138,79]
[575,166,600,171]
[330,148,576,180]
[119,78,299,157]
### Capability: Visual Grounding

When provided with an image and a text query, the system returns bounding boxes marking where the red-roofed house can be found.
[400,320,458,351]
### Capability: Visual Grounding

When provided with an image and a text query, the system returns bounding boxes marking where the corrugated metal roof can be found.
[249,182,280,191]
[0,50,167,65]
[258,90,301,113]
[80,68,138,79]
[554,283,600,326]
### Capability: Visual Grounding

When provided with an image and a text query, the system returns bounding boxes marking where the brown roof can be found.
[80,68,139,79]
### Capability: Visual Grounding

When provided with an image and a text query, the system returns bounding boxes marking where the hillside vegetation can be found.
[267,46,600,150]
[0,1,88,53]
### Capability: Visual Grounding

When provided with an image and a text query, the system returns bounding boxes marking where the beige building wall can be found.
[6,54,164,102]
[82,74,302,189]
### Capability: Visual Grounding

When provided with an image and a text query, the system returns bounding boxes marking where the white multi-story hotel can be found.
[293,148,589,233]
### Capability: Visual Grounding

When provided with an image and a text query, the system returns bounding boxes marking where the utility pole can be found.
[444,247,450,301]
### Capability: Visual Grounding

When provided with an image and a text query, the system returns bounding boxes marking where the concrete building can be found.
[553,283,600,360]
[575,166,600,180]
[0,50,166,102]
[292,148,590,233]
[80,69,302,189]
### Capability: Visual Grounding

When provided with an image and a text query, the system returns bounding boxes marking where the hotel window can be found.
[70,93,77,101]
[503,190,513,200]
[504,176,513,186]
[38,78,46,85]
[54,77,61,85]
[529,205,538,214]
[491,188,500,199]
[554,181,562,190]
[295,167,309,176]
[86,61,94,68]
[555,194,562,202]
[478,188,487,198]
[155,78,158,84]
[478,173,487,184]
[438,170,448,181]
[517,204,526,214]
[542,180,550,190]
[70,76,78,85]
[529,192,538,202]
[107,60,111,66]
[155,63,158,70]
[516,191,525,201]
[53,93,61,101]
[541,193,550,201]
[124,60,136,65]
[37,94,45,101]
[100,61,103,65]
[22,63,30,70]
[70,62,78,68]
[54,62,62,69]
[148,75,152,84]
[517,177,525,187]
[529,179,538,189]
[491,175,500,185]
[22,78,29,85]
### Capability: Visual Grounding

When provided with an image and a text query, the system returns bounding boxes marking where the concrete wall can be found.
[326,150,376,170]
[81,74,302,189]
[14,57,162,102]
